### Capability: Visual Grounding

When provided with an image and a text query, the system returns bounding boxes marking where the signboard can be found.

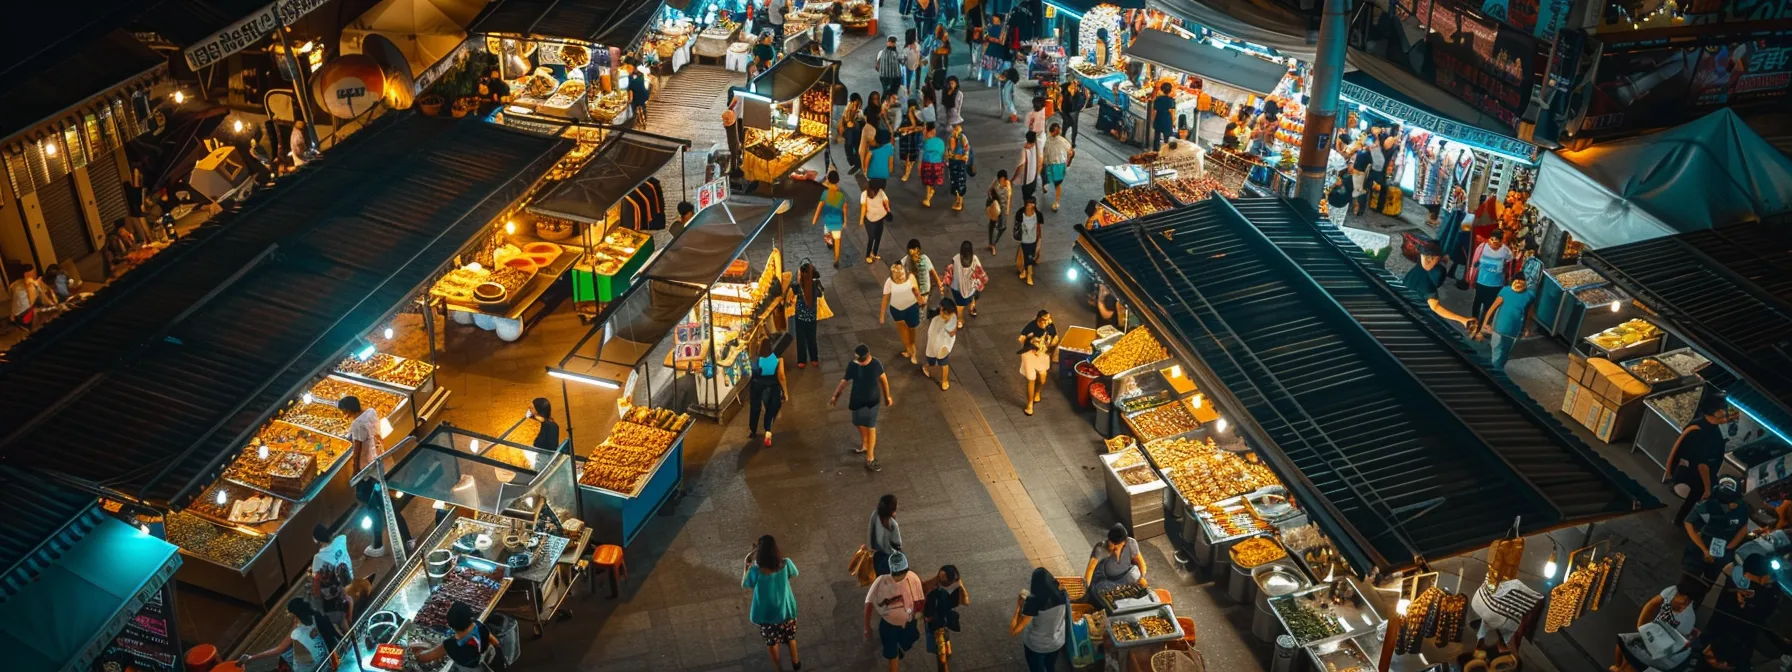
[1483,0,1572,39]
[695,175,729,213]
[1581,29,1792,135]
[315,56,386,119]
[183,0,329,70]
[370,644,407,671]
[1340,80,1537,160]
[1425,23,1537,131]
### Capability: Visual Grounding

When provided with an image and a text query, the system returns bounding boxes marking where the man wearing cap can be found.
[1401,244,1476,332]
[1682,477,1751,595]
[864,551,925,670]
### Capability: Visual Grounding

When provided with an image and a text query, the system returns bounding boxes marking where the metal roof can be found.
[472,0,664,47]
[1077,198,1655,572]
[0,467,102,601]
[0,115,569,510]
[1584,221,1792,435]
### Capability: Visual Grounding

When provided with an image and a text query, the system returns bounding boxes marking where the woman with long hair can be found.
[788,263,825,367]
[862,91,884,171]
[942,240,987,319]
[881,263,923,363]
[984,170,1012,255]
[899,102,923,182]
[924,298,961,390]
[1009,567,1069,672]
[938,76,965,136]
[810,170,850,266]
[860,178,893,263]
[748,338,788,447]
[743,535,801,670]
[867,494,902,575]
[841,93,865,174]
[945,123,973,212]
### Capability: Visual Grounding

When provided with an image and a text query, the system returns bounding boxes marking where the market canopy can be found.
[0,517,179,672]
[0,468,103,601]
[1584,220,1792,439]
[1530,109,1792,249]
[1339,60,1535,162]
[748,54,839,104]
[1145,0,1316,61]
[343,0,486,76]
[528,131,687,223]
[1126,30,1285,97]
[0,116,569,510]
[386,426,574,514]
[1076,198,1656,572]
[471,0,665,47]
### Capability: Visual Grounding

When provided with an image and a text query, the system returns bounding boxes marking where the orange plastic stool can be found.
[210,664,243,672]
[1177,617,1197,646]
[1154,588,1174,606]
[185,644,219,672]
[589,544,628,598]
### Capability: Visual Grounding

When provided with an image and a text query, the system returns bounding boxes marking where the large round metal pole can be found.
[1294,0,1350,206]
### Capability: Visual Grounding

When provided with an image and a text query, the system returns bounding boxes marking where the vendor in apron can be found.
[413,602,506,671]
[1083,523,1147,599]
[238,599,337,672]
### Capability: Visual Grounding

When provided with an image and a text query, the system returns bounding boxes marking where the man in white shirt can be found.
[1014,130,1041,202]
[765,0,786,40]
[864,552,925,670]
[340,395,404,557]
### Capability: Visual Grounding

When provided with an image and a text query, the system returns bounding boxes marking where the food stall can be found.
[473,0,669,129]
[576,407,695,546]
[732,54,838,184]
[1071,197,1660,670]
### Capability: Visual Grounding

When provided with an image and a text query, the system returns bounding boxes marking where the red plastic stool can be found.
[184,644,219,672]
[589,544,628,598]
[1154,588,1174,606]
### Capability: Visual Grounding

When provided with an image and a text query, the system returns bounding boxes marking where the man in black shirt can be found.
[1017,310,1057,348]
[527,397,560,452]
[1059,80,1089,147]
[1351,142,1373,215]
[1401,244,1475,331]
[1682,477,1750,596]
[832,344,893,471]
[1664,395,1732,526]
[1148,83,1176,151]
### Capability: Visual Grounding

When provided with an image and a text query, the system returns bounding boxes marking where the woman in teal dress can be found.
[743,535,801,670]
[809,170,850,267]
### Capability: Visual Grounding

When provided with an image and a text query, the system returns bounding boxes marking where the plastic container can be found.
[1093,397,1116,437]
[1075,360,1101,409]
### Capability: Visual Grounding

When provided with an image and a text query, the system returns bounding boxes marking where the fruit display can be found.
[1102,185,1177,221]
[334,352,434,389]
[1550,267,1604,289]
[1093,327,1168,375]
[1116,465,1160,487]
[1126,402,1198,441]
[414,568,506,631]
[1587,319,1662,351]
[1272,594,1346,644]
[623,407,691,432]
[1229,536,1287,568]
[308,378,404,419]
[1159,176,1236,204]
[1621,358,1679,385]
[166,511,268,569]
[1573,285,1625,306]
[1109,447,1146,470]
[1149,437,1281,508]
[1647,388,1702,426]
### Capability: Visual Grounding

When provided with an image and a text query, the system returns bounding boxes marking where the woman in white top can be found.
[1612,580,1699,672]
[860,179,895,264]
[924,298,961,390]
[239,598,337,671]
[881,263,924,363]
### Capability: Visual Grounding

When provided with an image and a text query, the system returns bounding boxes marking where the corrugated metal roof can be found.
[472,0,663,46]
[0,467,102,600]
[1584,221,1792,435]
[0,115,569,509]
[1078,198,1655,572]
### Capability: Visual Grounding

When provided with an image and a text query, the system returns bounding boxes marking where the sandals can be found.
[1024,406,1034,416]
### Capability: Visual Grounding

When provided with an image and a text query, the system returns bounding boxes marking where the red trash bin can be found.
[1074,361,1101,409]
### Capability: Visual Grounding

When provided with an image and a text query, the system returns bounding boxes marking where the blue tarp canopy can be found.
[0,517,180,672]
[1530,109,1792,249]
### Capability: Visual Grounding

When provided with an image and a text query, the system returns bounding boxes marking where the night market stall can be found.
[1069,197,1660,670]
[732,54,839,185]
[472,0,670,127]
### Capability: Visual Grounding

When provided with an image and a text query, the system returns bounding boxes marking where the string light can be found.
[217,489,229,505]
[173,91,186,104]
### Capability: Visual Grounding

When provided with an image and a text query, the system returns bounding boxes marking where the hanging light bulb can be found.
[233,118,244,133]
[1168,365,1182,378]
[258,444,269,460]
[1395,598,1411,615]
[1190,394,1203,409]
[42,140,56,157]
[469,438,482,454]
[303,392,314,405]
[361,515,374,530]
[1066,267,1079,281]
[217,488,229,505]
[173,91,186,104]
[1609,300,1621,312]
[1216,416,1229,433]
[433,499,447,510]
[504,220,516,235]
[1543,543,1560,579]
[138,523,152,535]
[384,327,395,340]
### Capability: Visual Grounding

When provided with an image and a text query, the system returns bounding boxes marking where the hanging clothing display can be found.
[1414,139,1449,208]
[622,176,667,231]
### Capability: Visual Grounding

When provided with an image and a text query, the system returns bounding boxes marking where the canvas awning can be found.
[1145,0,1315,61]
[1530,109,1792,249]
[342,0,486,76]
[471,0,664,47]
[1125,30,1285,97]
[0,517,180,672]
[527,132,686,223]
[748,54,838,104]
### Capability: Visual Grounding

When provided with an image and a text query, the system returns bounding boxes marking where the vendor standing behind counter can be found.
[411,602,507,671]
[1084,523,1146,598]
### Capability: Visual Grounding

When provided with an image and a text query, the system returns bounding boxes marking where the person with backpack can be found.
[946,123,973,211]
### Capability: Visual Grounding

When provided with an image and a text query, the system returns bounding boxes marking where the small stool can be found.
[1154,588,1174,606]
[589,544,628,598]
[1177,616,1197,646]
[210,664,244,672]
[184,644,219,672]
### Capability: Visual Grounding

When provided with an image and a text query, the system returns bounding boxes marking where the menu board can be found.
[91,587,177,672]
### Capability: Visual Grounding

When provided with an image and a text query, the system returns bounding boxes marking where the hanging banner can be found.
[183,0,328,70]
[1581,29,1792,135]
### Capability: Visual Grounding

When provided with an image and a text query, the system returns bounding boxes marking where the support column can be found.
[1295,0,1350,207]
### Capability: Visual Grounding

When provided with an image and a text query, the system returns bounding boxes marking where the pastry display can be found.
[1550,267,1604,289]
[1099,582,1148,607]
[166,511,267,569]
[1102,185,1177,221]
[1621,358,1678,385]
[557,44,590,68]
[1159,176,1236,204]
[281,402,354,437]
[266,451,317,498]
[1104,435,1137,453]
[1111,620,1144,642]
[334,352,433,388]
[1109,446,1146,470]
[1586,319,1662,351]
[521,74,557,99]
[222,423,348,489]
[1116,465,1160,487]
[1203,504,1270,536]
[432,266,492,302]
[1148,437,1280,508]
[1093,327,1168,375]
[1126,402,1197,441]
[1117,389,1174,413]
[308,378,404,419]
[623,406,691,432]
[1272,594,1346,643]
[580,416,686,495]
[1229,536,1287,568]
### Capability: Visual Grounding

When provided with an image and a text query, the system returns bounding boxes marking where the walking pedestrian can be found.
[842,94,866,173]
[861,178,893,263]
[946,123,973,211]
[628,62,651,127]
[1014,131,1040,201]
[985,171,1012,254]
[1059,80,1088,147]
[1681,477,1749,598]
[923,298,961,390]
[923,566,968,667]
[866,494,903,574]
[916,0,939,49]
[919,89,937,127]
[920,123,946,207]
[789,263,825,366]
[526,397,561,451]
[766,0,788,40]
[1350,137,1372,215]
[899,102,925,182]
[905,239,943,301]
[928,26,952,92]
[1326,170,1352,227]
[982,14,1010,87]
[747,339,787,447]
[832,344,893,470]
[1403,244,1477,330]
[1440,186,1471,279]
[1366,125,1396,212]
[878,37,904,96]
[938,76,965,132]
[882,263,923,363]
[1009,567,1068,672]
[1148,82,1175,151]
[861,92,883,171]
[1017,310,1056,415]
[1477,276,1535,371]
[1466,230,1513,322]
[1025,96,1048,137]
[904,30,924,94]
[1013,196,1042,285]
[1041,123,1072,211]
[1084,523,1147,597]
[865,551,926,671]
[944,241,987,318]
[1664,396,1731,527]
[965,2,986,82]
[867,128,897,181]
[810,170,850,266]
[997,66,1020,122]
[744,535,802,670]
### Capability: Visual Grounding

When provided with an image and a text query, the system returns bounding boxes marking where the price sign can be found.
[696,176,730,213]
[371,644,407,670]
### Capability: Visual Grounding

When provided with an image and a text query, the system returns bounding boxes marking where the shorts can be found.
[1021,352,1050,378]
[758,619,798,647]
[951,288,977,306]
[1043,163,1067,185]
[852,405,881,428]
[927,355,950,366]
[879,619,920,659]
[889,304,920,327]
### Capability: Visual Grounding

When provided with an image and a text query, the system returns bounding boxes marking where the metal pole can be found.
[272,30,320,151]
[1294,0,1350,206]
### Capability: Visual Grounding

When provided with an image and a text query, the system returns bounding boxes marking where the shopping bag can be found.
[848,547,877,586]
[1380,185,1403,216]
[815,296,835,321]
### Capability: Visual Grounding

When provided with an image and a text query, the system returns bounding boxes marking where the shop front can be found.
[1068,197,1659,669]
[473,0,670,128]
[731,55,839,185]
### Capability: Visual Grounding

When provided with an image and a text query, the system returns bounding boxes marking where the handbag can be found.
[985,196,1002,221]
[848,547,877,586]
[815,296,835,321]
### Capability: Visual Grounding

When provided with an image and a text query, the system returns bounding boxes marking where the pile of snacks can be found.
[1587,319,1662,351]
[432,266,492,302]
[1550,268,1603,288]
[1203,504,1270,536]
[1657,350,1709,376]
[166,511,266,569]
[1272,595,1345,643]
[1103,185,1177,220]
[281,402,353,437]
[1573,285,1625,306]
[1159,176,1236,204]
[1104,435,1137,453]
[1117,390,1174,413]
[1621,358,1679,385]
[623,406,691,432]
[1099,582,1148,605]
[308,378,404,418]
[1108,447,1147,470]
[1229,536,1287,567]
[1116,465,1161,487]
[580,415,688,494]
[1647,389,1702,426]
[335,352,434,388]
[415,568,505,630]
[1093,327,1168,375]
[1148,437,1280,508]
[1127,402,1197,440]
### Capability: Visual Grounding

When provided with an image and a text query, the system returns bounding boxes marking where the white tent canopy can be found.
[1529,109,1792,249]
[342,0,485,77]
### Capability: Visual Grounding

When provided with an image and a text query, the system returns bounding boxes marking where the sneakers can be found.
[364,544,387,558]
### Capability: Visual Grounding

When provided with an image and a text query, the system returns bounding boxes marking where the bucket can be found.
[1074,361,1100,409]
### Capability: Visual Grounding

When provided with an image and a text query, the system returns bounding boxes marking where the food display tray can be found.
[1106,604,1184,648]
[1308,635,1378,672]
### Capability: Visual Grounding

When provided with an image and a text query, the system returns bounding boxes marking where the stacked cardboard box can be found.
[1563,354,1650,442]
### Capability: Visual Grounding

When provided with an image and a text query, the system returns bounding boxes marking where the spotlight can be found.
[361,515,373,530]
